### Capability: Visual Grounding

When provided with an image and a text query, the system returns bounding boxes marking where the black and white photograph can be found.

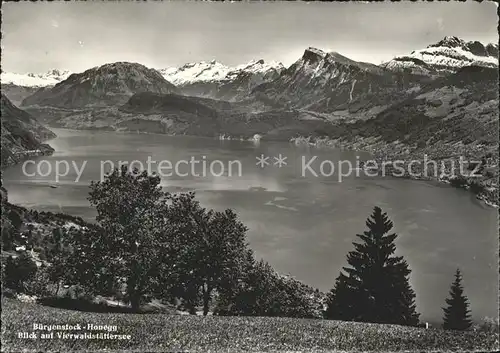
[0,1,499,352]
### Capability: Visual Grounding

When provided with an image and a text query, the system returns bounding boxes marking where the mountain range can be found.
[1,36,498,184]
[1,69,72,87]
[159,59,285,100]
[2,36,497,109]
[1,70,72,106]
[249,47,428,118]
[1,59,284,105]
[21,62,178,109]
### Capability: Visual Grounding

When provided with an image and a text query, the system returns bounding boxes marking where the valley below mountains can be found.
[2,36,498,205]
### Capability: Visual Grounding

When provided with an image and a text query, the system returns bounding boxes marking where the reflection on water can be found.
[2,128,497,323]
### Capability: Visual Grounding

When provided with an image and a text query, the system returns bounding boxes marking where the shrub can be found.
[449,176,468,189]
[24,265,51,296]
[467,162,480,171]
[475,316,500,333]
[4,254,38,293]
[16,293,38,303]
[215,253,323,319]
[469,181,485,195]
[416,140,427,149]
[484,170,495,179]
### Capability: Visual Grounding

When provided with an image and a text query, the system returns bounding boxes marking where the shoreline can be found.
[290,136,499,208]
[1,146,55,170]
[3,128,497,209]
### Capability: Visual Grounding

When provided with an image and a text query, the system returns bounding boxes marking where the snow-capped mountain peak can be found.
[159,60,230,85]
[158,59,285,86]
[1,69,72,87]
[382,36,499,75]
[157,58,285,100]
[236,59,284,72]
[227,59,285,81]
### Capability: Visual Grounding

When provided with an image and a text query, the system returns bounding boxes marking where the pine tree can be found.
[442,269,472,330]
[325,206,419,326]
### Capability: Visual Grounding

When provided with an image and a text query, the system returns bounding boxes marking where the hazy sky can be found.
[1,1,498,73]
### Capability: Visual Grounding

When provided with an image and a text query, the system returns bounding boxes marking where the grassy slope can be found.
[2,299,498,352]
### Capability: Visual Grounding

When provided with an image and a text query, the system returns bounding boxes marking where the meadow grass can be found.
[1,298,498,352]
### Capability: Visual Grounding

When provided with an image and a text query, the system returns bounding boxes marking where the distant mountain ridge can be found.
[7,36,497,134]
[1,69,72,106]
[1,69,72,87]
[4,36,497,106]
[49,65,498,147]
[248,46,427,117]
[159,59,284,85]
[158,59,285,100]
[21,62,178,109]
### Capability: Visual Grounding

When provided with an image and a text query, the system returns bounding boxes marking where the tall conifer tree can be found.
[325,206,419,326]
[442,269,472,330]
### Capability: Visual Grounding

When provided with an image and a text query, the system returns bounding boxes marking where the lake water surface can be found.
[2,128,497,323]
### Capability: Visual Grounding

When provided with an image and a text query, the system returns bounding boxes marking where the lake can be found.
[2,128,497,323]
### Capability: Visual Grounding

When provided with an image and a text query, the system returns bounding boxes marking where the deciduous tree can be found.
[63,166,172,311]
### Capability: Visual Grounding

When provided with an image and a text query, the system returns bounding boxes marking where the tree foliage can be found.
[442,269,472,331]
[325,206,419,326]
[62,166,251,314]
[216,250,323,318]
[4,166,458,324]
[63,166,171,310]
[157,192,249,315]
